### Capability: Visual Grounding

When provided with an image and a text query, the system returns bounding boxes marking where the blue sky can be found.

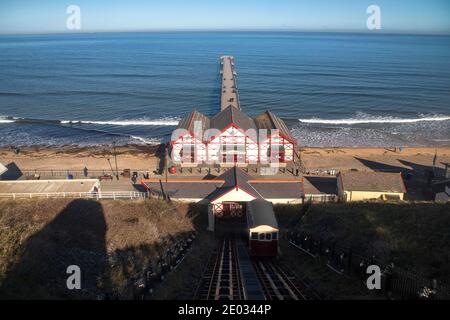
[1,0,449,34]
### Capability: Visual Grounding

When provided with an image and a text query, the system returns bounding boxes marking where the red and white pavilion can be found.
[170,106,296,167]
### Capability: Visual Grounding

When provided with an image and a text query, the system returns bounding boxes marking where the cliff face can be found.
[0,198,194,299]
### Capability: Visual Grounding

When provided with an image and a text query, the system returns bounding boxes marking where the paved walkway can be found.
[220,56,240,110]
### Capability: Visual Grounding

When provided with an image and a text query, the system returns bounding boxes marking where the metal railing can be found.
[287,231,450,300]
[20,169,151,178]
[0,191,149,200]
[304,194,337,203]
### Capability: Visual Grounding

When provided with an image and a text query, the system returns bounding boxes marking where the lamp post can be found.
[112,141,119,180]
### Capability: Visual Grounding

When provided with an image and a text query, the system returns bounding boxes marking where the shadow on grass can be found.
[0,199,204,300]
[295,202,450,282]
[0,199,108,299]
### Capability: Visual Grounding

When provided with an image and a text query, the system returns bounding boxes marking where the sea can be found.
[0,32,449,148]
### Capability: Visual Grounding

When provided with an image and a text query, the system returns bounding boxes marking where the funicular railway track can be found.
[194,239,315,300]
[252,258,308,300]
[194,237,246,300]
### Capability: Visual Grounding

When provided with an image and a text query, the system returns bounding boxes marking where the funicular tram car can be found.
[246,199,279,257]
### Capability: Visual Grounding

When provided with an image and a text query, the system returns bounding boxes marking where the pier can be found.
[170,55,303,174]
[220,56,240,110]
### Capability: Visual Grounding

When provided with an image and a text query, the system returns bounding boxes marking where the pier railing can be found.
[0,191,149,200]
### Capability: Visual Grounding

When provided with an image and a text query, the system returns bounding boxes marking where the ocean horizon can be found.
[1,31,449,147]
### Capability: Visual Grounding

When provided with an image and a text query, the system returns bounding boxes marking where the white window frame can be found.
[257,232,274,242]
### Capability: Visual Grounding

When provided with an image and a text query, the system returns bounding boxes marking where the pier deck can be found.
[220,56,240,110]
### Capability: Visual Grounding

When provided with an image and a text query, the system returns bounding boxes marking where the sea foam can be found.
[0,116,180,126]
[60,118,180,126]
[298,114,450,125]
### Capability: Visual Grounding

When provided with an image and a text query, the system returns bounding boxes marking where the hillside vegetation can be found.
[0,198,195,299]
[285,202,450,282]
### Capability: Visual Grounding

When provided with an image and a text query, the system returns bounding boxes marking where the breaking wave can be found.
[130,135,161,145]
[60,118,180,126]
[298,114,450,125]
[0,116,180,126]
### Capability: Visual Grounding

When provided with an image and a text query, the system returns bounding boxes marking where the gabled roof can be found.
[0,179,99,193]
[338,171,406,193]
[210,105,257,133]
[247,199,278,229]
[142,180,223,199]
[250,181,303,199]
[173,108,296,145]
[141,168,304,201]
[215,166,253,188]
[0,163,7,176]
[176,109,210,136]
[208,167,263,201]
[254,110,296,144]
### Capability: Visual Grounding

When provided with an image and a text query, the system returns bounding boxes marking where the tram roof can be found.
[247,199,278,230]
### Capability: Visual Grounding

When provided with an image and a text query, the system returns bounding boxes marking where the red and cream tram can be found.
[246,199,279,257]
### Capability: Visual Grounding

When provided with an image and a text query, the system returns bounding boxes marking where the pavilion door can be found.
[222,203,231,217]
[219,203,243,218]
[180,146,194,163]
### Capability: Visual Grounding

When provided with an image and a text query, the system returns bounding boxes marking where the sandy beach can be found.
[300,146,450,173]
[0,144,160,172]
[1,144,449,174]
